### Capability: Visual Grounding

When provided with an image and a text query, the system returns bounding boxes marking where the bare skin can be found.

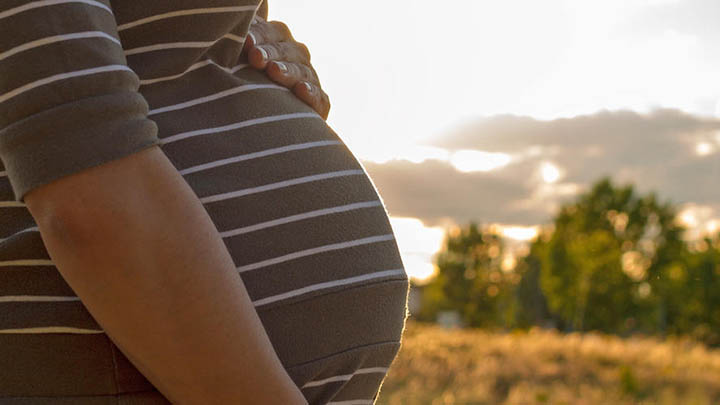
[245,17,331,120]
[20,18,335,405]
[25,146,308,405]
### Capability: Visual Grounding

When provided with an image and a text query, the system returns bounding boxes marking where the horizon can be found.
[269,0,720,282]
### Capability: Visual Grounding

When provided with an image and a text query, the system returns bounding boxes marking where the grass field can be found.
[375,320,720,405]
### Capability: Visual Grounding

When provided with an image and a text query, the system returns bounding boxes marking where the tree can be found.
[417,223,520,329]
[666,235,720,345]
[538,177,686,334]
[417,176,720,345]
[513,231,558,329]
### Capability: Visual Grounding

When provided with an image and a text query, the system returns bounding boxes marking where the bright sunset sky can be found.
[269,0,720,282]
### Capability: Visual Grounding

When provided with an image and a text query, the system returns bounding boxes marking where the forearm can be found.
[25,146,307,405]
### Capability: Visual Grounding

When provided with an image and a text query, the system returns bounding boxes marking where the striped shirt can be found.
[0,1,409,404]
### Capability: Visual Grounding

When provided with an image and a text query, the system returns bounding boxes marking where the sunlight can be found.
[271,0,720,157]
[401,255,437,283]
[501,225,540,241]
[541,162,562,183]
[707,219,720,234]
[449,150,512,173]
[679,210,698,228]
[501,254,517,273]
[695,142,714,156]
[621,250,650,281]
[676,204,718,240]
[360,144,450,165]
[389,217,446,283]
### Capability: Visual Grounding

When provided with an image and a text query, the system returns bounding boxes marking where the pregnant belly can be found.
[149,66,406,306]
[0,65,408,400]
[152,66,409,383]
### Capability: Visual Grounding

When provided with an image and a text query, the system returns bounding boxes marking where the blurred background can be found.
[271,1,720,404]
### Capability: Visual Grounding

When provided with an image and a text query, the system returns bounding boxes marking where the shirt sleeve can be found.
[0,0,161,203]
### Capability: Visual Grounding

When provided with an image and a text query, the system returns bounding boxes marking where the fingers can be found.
[248,41,312,70]
[266,61,320,87]
[243,17,330,119]
[265,61,330,118]
[293,81,331,120]
[246,19,293,49]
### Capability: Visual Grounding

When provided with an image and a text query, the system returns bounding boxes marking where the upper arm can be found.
[0,0,160,210]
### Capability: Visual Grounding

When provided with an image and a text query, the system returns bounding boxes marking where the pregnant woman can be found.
[0,1,409,404]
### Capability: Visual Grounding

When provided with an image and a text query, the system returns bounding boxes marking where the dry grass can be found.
[376,320,720,405]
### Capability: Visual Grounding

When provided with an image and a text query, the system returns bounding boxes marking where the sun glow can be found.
[450,150,512,173]
[696,142,714,156]
[389,217,446,284]
[541,162,562,183]
[501,225,540,241]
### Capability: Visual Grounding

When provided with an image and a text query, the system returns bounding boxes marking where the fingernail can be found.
[275,61,288,73]
[257,47,268,61]
[303,82,314,93]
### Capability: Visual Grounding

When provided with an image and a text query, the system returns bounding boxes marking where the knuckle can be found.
[296,64,316,83]
[296,42,311,61]
[248,26,261,44]
[303,65,317,81]
[288,63,309,84]
[260,43,280,59]
[277,41,296,57]
[285,62,301,77]
[256,20,275,41]
[269,20,292,38]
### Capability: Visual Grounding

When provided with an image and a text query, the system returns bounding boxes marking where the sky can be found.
[269,0,720,282]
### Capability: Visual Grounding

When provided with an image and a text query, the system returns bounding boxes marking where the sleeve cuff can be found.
[0,91,160,203]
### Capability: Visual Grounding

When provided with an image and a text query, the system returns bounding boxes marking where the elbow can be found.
[34,205,101,252]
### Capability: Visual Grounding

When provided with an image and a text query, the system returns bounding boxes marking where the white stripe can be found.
[179,141,342,175]
[302,367,390,388]
[117,6,258,31]
[237,234,395,273]
[253,269,406,307]
[327,400,374,405]
[220,200,381,238]
[0,326,103,334]
[0,227,40,244]
[0,201,25,207]
[127,34,238,58]
[199,170,365,204]
[0,64,134,105]
[0,31,120,62]
[159,112,320,145]
[124,40,217,56]
[0,295,80,303]
[139,59,248,86]
[0,259,53,267]
[228,63,249,74]
[148,83,288,116]
[0,0,111,21]
[222,33,246,44]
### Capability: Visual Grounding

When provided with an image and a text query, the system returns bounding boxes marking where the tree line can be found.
[415,177,720,346]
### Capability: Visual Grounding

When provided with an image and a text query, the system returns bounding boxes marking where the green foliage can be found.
[419,175,720,346]
[664,236,720,345]
[417,223,519,329]
[538,177,687,334]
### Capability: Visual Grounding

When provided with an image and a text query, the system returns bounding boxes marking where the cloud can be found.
[364,108,720,228]
[364,159,541,227]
